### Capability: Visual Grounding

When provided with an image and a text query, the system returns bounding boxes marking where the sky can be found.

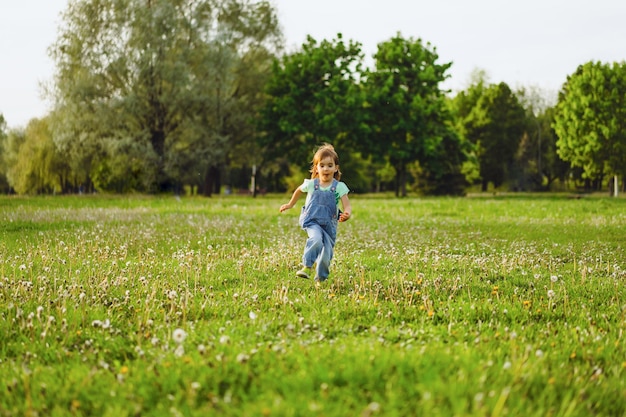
[1,0,625,129]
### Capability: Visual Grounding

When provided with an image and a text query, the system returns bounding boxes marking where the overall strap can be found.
[313,178,320,190]
[330,179,338,192]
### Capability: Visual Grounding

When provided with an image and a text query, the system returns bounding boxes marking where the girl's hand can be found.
[279,204,292,212]
[339,211,351,222]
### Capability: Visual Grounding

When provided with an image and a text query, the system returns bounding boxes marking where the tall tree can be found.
[49,0,281,194]
[0,114,10,193]
[462,82,526,191]
[553,61,626,194]
[364,34,454,197]
[2,118,68,194]
[258,34,365,177]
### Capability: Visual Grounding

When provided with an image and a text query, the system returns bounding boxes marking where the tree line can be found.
[1,0,625,197]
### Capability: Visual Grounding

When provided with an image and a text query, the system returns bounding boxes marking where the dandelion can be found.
[535,349,544,358]
[503,361,512,370]
[174,344,185,357]
[550,275,558,283]
[172,328,187,344]
[219,335,230,345]
[19,264,27,271]
[547,289,555,299]
[191,382,201,390]
[236,353,249,363]
[197,344,206,355]
[249,311,257,320]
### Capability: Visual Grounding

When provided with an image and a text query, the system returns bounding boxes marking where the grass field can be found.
[0,194,625,416]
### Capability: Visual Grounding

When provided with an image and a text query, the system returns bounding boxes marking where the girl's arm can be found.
[279,188,304,212]
[339,194,351,222]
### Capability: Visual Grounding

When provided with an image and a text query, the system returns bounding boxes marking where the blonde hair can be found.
[310,143,342,180]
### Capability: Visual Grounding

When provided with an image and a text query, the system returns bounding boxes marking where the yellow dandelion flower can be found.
[523,300,531,307]
[428,310,434,317]
[120,366,129,374]
[71,400,80,411]
[548,377,555,385]
[570,352,576,359]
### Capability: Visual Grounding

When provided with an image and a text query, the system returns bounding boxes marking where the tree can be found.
[0,114,10,193]
[258,34,365,182]
[553,61,626,195]
[49,0,281,194]
[2,118,68,194]
[462,82,527,191]
[364,34,454,196]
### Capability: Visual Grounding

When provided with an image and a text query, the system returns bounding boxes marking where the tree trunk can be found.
[395,163,407,197]
[201,166,221,197]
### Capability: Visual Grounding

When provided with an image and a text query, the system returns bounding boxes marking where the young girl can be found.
[279,144,352,282]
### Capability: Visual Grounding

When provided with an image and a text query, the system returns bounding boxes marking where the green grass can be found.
[1,194,625,416]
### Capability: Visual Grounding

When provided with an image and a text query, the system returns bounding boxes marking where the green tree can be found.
[462,82,526,191]
[258,34,366,184]
[0,114,10,193]
[3,118,66,194]
[364,34,454,196]
[49,0,281,194]
[553,61,626,194]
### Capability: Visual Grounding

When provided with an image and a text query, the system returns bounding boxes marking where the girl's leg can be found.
[315,229,335,281]
[302,225,324,268]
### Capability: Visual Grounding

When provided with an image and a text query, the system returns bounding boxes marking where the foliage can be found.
[49,0,281,194]
[460,82,527,191]
[0,114,10,193]
[364,34,458,196]
[1,118,73,194]
[0,194,624,416]
[258,34,365,175]
[553,61,626,184]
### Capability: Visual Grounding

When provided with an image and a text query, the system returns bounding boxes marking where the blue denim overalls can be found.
[299,179,339,281]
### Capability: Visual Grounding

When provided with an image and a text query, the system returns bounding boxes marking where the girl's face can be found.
[316,156,339,182]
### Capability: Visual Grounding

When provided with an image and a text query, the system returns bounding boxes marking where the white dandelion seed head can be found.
[197,344,206,354]
[249,311,257,320]
[535,349,544,358]
[236,353,249,364]
[547,289,555,299]
[550,275,558,283]
[503,361,512,370]
[172,328,187,344]
[219,335,230,345]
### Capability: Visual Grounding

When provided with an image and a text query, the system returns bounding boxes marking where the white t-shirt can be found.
[299,178,350,208]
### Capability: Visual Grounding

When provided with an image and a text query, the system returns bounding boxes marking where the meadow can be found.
[0,193,624,416]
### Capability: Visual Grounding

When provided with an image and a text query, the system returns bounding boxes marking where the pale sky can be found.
[1,0,625,128]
